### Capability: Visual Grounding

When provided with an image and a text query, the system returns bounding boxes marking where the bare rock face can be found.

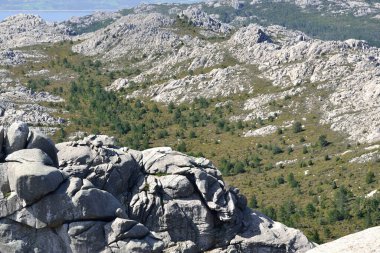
[5,122,29,155]
[106,78,131,92]
[0,127,4,159]
[0,49,25,65]
[0,84,65,137]
[63,11,122,35]
[6,156,64,206]
[207,0,245,10]
[0,122,314,252]
[72,13,179,60]
[0,14,70,50]
[27,130,59,167]
[180,6,233,34]
[129,65,251,103]
[307,226,380,253]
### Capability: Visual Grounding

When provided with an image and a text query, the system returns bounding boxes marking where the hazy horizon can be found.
[0,0,201,11]
[0,0,202,21]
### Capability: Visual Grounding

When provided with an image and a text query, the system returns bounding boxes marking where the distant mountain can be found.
[0,0,200,10]
[1,0,380,247]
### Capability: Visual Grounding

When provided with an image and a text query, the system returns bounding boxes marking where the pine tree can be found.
[249,195,259,209]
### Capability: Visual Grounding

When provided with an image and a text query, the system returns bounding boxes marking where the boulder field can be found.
[0,122,314,252]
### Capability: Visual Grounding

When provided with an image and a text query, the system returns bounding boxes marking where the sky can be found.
[0,0,202,21]
[0,0,200,10]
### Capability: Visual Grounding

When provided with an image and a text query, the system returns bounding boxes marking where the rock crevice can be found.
[0,122,314,252]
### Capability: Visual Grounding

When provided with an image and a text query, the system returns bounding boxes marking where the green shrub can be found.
[366,171,375,184]
[293,121,303,133]
[272,146,283,155]
[305,203,316,218]
[277,175,285,184]
[177,141,187,152]
[249,195,259,209]
[287,173,299,188]
[262,206,277,220]
[318,135,329,147]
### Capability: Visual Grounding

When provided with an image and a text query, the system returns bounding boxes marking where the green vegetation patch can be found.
[7,40,380,244]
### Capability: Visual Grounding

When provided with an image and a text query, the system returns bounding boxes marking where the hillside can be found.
[0,121,314,252]
[205,0,380,47]
[0,1,380,246]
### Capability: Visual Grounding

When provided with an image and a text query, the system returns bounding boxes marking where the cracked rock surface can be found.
[0,122,314,252]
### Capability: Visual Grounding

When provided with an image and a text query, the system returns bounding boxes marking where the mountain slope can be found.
[0,122,314,252]
[73,9,380,144]
[204,0,380,47]
[0,2,380,244]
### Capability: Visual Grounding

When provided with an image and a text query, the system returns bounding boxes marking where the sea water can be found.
[0,10,103,22]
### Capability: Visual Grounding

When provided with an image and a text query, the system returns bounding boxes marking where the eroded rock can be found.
[5,122,29,155]
[27,130,59,167]
[0,122,314,252]
[7,161,64,205]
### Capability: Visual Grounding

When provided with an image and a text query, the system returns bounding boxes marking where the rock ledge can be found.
[0,122,314,252]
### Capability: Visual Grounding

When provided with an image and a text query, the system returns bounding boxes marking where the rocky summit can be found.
[0,14,71,50]
[0,122,314,252]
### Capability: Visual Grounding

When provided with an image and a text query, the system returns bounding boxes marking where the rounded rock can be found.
[5,122,29,155]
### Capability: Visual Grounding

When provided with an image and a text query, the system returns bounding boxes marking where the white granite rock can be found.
[307,226,380,253]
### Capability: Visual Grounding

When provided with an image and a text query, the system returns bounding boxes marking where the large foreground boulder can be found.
[0,122,314,252]
[5,149,64,205]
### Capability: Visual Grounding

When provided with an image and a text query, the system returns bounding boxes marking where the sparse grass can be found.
[4,39,380,244]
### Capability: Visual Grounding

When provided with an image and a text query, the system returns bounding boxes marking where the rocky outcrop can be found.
[0,122,315,252]
[106,78,131,91]
[248,0,380,17]
[0,49,25,65]
[121,20,380,144]
[207,0,245,10]
[129,65,251,103]
[180,6,233,34]
[307,226,380,253]
[72,13,179,60]
[226,24,380,143]
[0,83,64,130]
[0,14,71,50]
[64,11,122,35]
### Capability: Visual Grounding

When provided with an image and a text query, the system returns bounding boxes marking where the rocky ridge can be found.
[298,0,380,16]
[112,21,379,143]
[0,122,314,252]
[180,6,233,34]
[237,0,380,17]
[72,13,179,60]
[64,11,122,35]
[207,0,245,10]
[227,25,380,144]
[0,14,69,131]
[0,14,71,50]
[3,7,380,143]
